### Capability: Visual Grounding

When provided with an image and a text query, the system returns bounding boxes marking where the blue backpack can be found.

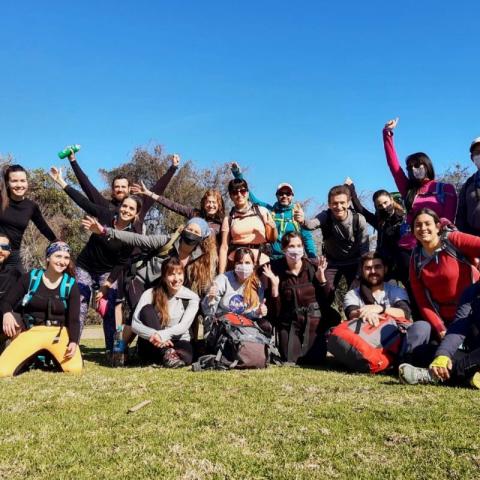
[22,269,75,309]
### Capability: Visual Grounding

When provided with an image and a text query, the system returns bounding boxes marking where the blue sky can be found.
[1,1,478,213]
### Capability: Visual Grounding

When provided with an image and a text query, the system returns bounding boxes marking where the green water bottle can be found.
[58,144,81,159]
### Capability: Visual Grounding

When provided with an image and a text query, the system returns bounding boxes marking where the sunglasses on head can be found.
[0,244,11,251]
[231,188,248,196]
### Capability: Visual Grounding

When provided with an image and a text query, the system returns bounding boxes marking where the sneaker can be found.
[398,363,437,385]
[470,372,480,389]
[162,348,186,368]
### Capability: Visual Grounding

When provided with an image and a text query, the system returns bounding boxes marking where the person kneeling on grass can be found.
[399,282,480,389]
[343,252,431,365]
[132,257,199,368]
[0,241,82,377]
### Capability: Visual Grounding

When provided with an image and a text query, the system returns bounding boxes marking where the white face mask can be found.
[412,165,427,180]
[235,264,254,280]
[285,247,304,262]
[473,155,480,170]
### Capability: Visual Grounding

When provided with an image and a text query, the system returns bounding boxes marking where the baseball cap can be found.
[470,137,480,153]
[276,183,294,195]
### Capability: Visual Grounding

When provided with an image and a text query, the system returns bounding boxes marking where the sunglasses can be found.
[277,191,293,197]
[0,244,11,251]
[231,188,248,196]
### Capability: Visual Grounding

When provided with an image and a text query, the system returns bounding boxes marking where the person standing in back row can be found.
[456,137,480,236]
[295,185,369,293]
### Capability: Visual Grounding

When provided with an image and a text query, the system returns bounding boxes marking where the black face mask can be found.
[378,204,394,219]
[181,230,203,247]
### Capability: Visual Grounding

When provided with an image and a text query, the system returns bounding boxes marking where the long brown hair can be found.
[186,234,218,296]
[197,189,225,223]
[1,164,27,212]
[152,257,184,328]
[233,247,261,311]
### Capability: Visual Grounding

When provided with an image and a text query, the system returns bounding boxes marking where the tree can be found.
[438,163,473,194]
[100,145,233,234]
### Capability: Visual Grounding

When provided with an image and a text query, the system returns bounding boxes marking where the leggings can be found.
[76,267,118,351]
[136,304,193,365]
[0,326,83,378]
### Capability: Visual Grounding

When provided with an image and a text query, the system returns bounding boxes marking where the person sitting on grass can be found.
[343,252,431,365]
[201,247,271,335]
[409,208,480,345]
[132,257,199,368]
[0,241,82,377]
[399,282,480,389]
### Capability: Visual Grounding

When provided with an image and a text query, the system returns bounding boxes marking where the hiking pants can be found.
[0,326,83,378]
[136,304,193,365]
[76,267,117,351]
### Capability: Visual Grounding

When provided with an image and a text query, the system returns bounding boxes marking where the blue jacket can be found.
[232,169,317,259]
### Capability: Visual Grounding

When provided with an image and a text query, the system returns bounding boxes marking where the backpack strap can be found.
[21,269,44,307]
[59,273,75,310]
[435,182,445,205]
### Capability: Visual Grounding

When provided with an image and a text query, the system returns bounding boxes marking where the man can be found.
[456,137,480,235]
[295,185,369,291]
[344,252,431,363]
[343,252,411,323]
[68,151,180,212]
[0,234,22,353]
[230,163,316,259]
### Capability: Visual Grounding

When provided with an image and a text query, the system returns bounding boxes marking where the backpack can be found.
[21,269,75,310]
[129,226,183,285]
[412,227,478,316]
[321,209,360,245]
[327,315,411,373]
[191,313,278,371]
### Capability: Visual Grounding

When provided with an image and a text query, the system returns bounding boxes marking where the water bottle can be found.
[112,326,126,367]
[58,144,81,159]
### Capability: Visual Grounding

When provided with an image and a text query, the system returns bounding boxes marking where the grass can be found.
[0,338,479,480]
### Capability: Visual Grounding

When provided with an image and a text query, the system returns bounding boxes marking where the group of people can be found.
[0,118,480,389]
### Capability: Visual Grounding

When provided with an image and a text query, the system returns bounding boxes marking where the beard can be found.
[363,274,383,287]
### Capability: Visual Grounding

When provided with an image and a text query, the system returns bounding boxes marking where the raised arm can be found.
[231,163,272,209]
[50,166,104,218]
[136,155,180,221]
[345,180,377,228]
[104,226,170,251]
[68,152,110,208]
[383,118,409,196]
[201,274,227,317]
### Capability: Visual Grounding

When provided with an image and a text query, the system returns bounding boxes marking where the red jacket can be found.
[410,231,480,336]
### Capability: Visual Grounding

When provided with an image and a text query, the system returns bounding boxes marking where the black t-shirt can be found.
[0,271,81,344]
[0,198,56,250]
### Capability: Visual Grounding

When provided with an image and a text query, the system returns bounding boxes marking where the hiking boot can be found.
[398,363,437,385]
[162,348,185,368]
[470,372,480,389]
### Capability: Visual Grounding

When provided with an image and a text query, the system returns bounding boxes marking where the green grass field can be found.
[1,338,479,480]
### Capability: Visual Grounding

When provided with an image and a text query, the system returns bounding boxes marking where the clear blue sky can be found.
[1,1,478,213]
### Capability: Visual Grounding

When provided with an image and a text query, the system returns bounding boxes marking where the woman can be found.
[202,247,269,330]
[132,180,225,241]
[0,241,82,377]
[346,179,406,282]
[84,216,217,350]
[132,257,199,367]
[409,208,480,340]
[49,167,142,351]
[383,118,457,252]
[219,178,277,273]
[263,232,338,364]
[0,165,57,271]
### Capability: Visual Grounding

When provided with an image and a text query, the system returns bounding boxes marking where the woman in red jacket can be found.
[410,208,480,339]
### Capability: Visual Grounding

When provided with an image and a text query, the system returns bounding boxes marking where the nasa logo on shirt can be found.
[229,294,246,314]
